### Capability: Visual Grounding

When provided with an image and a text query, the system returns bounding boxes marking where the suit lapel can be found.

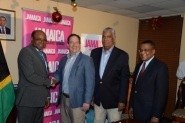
[96,48,102,80]
[102,47,117,80]
[137,57,156,86]
[70,52,82,76]
[133,62,142,84]
[29,44,48,74]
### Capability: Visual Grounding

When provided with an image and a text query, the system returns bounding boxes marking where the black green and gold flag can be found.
[0,41,15,123]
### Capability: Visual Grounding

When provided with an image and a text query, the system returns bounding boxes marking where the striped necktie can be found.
[38,50,47,71]
[136,62,146,84]
[2,28,5,34]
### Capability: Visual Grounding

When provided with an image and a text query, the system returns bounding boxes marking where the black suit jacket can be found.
[0,27,10,34]
[130,57,169,123]
[90,46,130,109]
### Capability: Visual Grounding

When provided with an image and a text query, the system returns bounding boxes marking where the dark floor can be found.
[161,117,172,123]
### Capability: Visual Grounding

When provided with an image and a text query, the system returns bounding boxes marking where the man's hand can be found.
[150,117,159,123]
[51,77,57,87]
[128,108,133,119]
[45,98,50,109]
[118,103,125,111]
[82,103,90,112]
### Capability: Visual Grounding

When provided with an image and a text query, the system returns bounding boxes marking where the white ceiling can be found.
[51,0,185,19]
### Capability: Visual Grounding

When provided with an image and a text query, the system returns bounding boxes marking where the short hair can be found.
[67,34,81,44]
[141,40,156,49]
[103,27,116,37]
[31,30,45,38]
[0,16,6,20]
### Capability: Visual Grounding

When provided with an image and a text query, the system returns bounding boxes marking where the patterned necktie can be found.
[38,50,47,70]
[2,28,5,34]
[136,62,146,84]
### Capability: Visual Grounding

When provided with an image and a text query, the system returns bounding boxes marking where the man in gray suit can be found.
[54,34,95,123]
[16,30,56,123]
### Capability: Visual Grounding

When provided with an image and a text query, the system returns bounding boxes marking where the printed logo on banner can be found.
[81,33,102,56]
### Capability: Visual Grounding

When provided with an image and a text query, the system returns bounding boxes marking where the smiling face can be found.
[139,43,155,61]
[67,35,81,56]
[102,30,115,52]
[31,30,47,50]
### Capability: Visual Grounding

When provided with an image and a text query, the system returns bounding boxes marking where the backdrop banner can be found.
[22,9,73,123]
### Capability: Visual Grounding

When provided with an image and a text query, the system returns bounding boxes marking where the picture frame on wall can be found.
[0,8,15,41]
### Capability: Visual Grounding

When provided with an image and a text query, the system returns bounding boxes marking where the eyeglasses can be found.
[138,49,153,53]
[33,38,47,43]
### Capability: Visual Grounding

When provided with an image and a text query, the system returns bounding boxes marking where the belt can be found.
[63,93,70,98]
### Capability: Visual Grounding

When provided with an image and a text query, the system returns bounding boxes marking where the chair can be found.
[122,77,133,119]
[172,80,185,123]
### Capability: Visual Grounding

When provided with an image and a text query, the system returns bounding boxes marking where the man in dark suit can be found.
[129,40,169,123]
[0,16,10,34]
[54,34,95,123]
[90,27,130,123]
[15,30,56,123]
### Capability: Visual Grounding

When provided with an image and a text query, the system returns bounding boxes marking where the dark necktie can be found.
[2,28,5,34]
[136,62,146,84]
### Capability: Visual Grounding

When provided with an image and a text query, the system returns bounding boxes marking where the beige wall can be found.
[0,0,139,84]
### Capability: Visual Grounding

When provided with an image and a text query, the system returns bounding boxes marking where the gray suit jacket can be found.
[54,52,95,108]
[15,44,51,107]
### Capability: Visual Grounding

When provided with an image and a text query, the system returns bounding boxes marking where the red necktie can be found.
[136,62,145,84]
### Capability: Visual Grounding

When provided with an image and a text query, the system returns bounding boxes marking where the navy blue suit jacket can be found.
[130,57,169,122]
[90,46,130,109]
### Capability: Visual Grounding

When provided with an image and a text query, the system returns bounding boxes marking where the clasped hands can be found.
[51,77,57,87]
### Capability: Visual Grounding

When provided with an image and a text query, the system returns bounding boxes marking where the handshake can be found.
[50,77,57,87]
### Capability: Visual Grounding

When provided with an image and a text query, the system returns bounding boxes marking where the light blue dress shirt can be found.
[99,46,114,79]
[62,52,80,94]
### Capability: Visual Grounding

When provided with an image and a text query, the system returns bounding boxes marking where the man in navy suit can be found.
[129,40,169,123]
[54,34,95,123]
[90,27,130,123]
[0,16,10,34]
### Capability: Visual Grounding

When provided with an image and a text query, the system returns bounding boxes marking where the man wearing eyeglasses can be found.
[16,30,57,123]
[0,16,10,34]
[129,40,169,123]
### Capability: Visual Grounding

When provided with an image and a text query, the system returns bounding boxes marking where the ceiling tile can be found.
[145,10,176,16]
[129,0,170,5]
[87,4,118,12]
[170,7,185,13]
[126,5,163,13]
[152,0,185,9]
[108,9,139,15]
[104,0,142,9]
[51,0,185,19]
[128,13,152,18]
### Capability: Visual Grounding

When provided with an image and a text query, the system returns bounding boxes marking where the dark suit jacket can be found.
[90,46,130,109]
[54,52,95,108]
[130,57,169,123]
[0,27,10,34]
[15,44,51,107]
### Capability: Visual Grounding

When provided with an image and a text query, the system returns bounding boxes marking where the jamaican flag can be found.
[0,41,15,123]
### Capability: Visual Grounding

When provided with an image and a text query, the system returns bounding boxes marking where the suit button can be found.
[100,82,102,84]
[135,91,137,93]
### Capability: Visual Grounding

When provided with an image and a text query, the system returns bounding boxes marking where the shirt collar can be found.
[102,45,114,54]
[143,56,155,66]
[67,51,80,58]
